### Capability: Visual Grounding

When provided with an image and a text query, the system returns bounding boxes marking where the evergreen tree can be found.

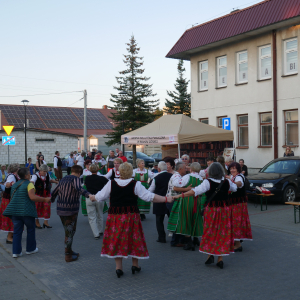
[164,60,191,116]
[106,35,159,166]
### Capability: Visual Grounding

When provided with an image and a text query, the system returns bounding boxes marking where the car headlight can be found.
[262,183,274,188]
[250,183,253,187]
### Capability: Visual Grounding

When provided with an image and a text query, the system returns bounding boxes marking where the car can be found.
[125,151,155,167]
[150,152,162,162]
[247,156,300,203]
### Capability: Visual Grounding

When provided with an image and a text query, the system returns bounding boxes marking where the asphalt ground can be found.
[0,198,300,300]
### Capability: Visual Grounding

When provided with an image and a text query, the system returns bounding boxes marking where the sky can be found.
[0,0,263,110]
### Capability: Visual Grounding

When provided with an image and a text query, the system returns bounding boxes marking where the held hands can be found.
[173,195,181,199]
[166,196,174,203]
[89,195,96,202]
[44,197,51,203]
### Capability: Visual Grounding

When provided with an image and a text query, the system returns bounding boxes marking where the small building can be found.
[166,0,300,169]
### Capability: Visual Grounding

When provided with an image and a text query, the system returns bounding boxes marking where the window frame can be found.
[199,60,208,91]
[258,44,272,80]
[217,55,227,88]
[217,116,227,128]
[284,109,299,146]
[199,118,209,124]
[259,112,272,147]
[237,114,249,148]
[236,50,248,84]
[283,37,298,76]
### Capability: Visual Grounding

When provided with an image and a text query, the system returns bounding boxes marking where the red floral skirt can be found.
[231,201,252,241]
[199,205,234,256]
[101,212,149,259]
[0,198,14,232]
[35,192,51,220]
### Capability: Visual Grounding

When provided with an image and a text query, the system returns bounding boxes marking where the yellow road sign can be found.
[3,126,14,136]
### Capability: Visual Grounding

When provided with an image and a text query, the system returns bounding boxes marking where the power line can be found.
[67,97,84,107]
[0,91,82,97]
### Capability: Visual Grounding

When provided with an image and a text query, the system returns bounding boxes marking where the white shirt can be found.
[174,158,182,164]
[5,174,17,184]
[76,155,85,168]
[95,178,155,202]
[81,169,101,178]
[31,173,47,184]
[53,156,60,169]
[199,167,209,179]
[192,177,237,197]
[132,168,155,180]
[105,168,120,179]
[92,158,107,166]
[166,172,184,197]
[229,174,245,188]
[148,170,167,193]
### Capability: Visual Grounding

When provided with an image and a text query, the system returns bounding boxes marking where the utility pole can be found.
[84,90,87,152]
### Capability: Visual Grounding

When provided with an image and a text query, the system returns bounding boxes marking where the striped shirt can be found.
[51,175,90,216]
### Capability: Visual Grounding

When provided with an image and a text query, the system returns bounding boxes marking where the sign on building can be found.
[2,136,16,145]
[222,118,231,130]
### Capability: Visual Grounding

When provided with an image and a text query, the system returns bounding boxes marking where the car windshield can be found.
[137,152,149,158]
[261,160,300,174]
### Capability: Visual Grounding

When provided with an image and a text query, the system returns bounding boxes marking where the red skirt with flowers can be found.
[101,211,149,259]
[231,197,252,241]
[35,191,51,220]
[0,198,14,232]
[199,204,234,256]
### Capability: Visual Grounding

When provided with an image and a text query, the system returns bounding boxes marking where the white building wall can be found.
[190,25,300,169]
[0,131,78,165]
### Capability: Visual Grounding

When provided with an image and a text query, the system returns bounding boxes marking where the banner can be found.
[122,135,178,145]
[223,148,235,160]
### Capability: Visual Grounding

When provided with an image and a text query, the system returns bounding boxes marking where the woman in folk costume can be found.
[0,163,20,244]
[227,162,252,252]
[168,162,205,251]
[181,154,191,173]
[31,164,58,229]
[133,159,155,221]
[175,163,237,269]
[104,158,123,180]
[89,162,174,278]
[92,152,107,175]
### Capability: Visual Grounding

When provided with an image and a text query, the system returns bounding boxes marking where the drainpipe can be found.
[272,30,278,159]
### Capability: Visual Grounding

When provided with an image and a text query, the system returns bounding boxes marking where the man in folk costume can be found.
[54,151,63,180]
[31,164,58,229]
[168,162,204,251]
[148,161,172,243]
[106,150,117,173]
[92,152,107,175]
[133,159,155,221]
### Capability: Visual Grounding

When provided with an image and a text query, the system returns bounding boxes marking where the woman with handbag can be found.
[174,162,237,269]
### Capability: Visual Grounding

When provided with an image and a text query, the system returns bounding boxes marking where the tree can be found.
[106,35,159,166]
[164,60,191,116]
[153,108,163,120]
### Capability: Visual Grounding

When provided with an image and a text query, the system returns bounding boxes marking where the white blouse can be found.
[31,173,46,184]
[95,178,155,202]
[81,169,101,178]
[192,177,237,197]
[104,168,120,179]
[92,158,107,166]
[229,174,245,188]
[133,168,154,180]
[6,174,17,184]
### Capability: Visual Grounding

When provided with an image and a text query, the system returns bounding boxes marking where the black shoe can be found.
[131,266,141,274]
[36,225,43,229]
[205,255,214,265]
[216,261,224,269]
[140,214,146,221]
[193,237,200,246]
[183,240,195,251]
[94,236,100,240]
[43,223,52,229]
[6,239,13,244]
[156,239,166,243]
[116,269,124,278]
[234,246,243,252]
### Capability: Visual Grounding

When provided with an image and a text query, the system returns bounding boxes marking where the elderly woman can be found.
[175,162,237,269]
[0,163,20,244]
[133,159,155,221]
[31,164,58,229]
[92,152,107,175]
[163,157,175,174]
[181,154,190,173]
[228,162,252,252]
[105,158,123,180]
[89,162,174,278]
[3,168,51,258]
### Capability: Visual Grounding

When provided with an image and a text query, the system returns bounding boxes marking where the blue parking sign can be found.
[2,136,16,145]
[222,118,231,130]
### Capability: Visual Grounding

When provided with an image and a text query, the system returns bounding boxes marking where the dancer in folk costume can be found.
[200,157,215,179]
[227,162,252,252]
[104,158,123,180]
[0,163,19,243]
[92,152,107,175]
[175,163,237,269]
[133,159,155,221]
[89,162,174,278]
[31,164,58,229]
[168,162,204,251]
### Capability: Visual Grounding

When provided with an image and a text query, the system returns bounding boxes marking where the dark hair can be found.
[18,167,30,179]
[228,162,242,173]
[208,162,225,179]
[216,156,226,172]
[239,159,245,163]
[70,153,73,157]
[55,151,59,155]
[71,165,83,175]
[84,159,92,166]
[163,157,175,169]
[206,157,215,163]
[28,157,31,161]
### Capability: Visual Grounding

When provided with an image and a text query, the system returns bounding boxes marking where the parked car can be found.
[247,157,300,203]
[125,151,155,167]
[150,152,162,162]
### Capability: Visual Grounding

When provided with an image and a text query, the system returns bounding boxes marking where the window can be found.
[199,118,208,124]
[236,51,248,83]
[258,45,271,80]
[35,138,55,142]
[260,113,272,146]
[285,110,299,145]
[217,116,227,128]
[199,60,208,91]
[283,38,298,75]
[217,56,227,87]
[238,115,248,147]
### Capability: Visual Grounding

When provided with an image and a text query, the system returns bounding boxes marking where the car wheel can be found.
[283,185,297,202]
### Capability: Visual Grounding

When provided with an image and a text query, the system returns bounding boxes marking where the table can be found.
[247,193,275,211]
[285,202,300,224]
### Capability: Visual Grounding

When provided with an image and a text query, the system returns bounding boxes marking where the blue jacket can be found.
[0,170,8,183]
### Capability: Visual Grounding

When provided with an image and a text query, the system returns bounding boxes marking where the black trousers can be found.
[67,167,71,175]
[155,213,169,241]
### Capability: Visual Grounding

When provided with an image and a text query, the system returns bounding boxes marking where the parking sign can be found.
[2,136,16,145]
[222,118,231,130]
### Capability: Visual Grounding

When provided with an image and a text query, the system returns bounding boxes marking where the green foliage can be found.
[164,60,191,116]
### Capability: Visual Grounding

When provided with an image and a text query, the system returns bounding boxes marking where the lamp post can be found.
[118,91,127,153]
[21,100,29,164]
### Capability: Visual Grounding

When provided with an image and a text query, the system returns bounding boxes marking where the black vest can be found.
[3,174,18,200]
[229,174,246,203]
[153,172,172,215]
[109,180,139,214]
[55,156,62,167]
[205,179,230,207]
[35,173,51,196]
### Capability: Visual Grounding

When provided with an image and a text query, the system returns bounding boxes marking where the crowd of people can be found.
[0,147,254,278]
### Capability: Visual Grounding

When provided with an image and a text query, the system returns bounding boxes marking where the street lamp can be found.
[118,91,127,153]
[21,99,29,164]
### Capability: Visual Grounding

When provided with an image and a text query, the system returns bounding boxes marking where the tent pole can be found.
[178,143,180,158]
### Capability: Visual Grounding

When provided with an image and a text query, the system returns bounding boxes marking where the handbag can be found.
[200,180,225,216]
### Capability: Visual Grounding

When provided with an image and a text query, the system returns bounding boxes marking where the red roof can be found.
[166,0,300,59]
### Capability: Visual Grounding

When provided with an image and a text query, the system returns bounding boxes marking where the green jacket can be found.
[3,179,38,218]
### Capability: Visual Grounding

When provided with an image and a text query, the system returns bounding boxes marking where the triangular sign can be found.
[3,126,14,136]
